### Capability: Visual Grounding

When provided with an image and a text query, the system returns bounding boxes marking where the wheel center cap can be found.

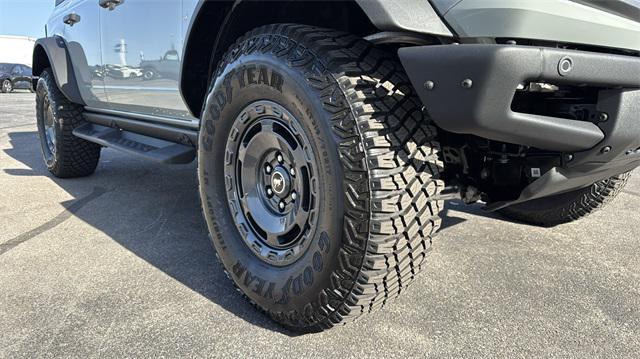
[271,167,291,197]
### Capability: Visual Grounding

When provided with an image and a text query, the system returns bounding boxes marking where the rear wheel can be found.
[35,69,101,178]
[499,172,631,226]
[198,24,444,331]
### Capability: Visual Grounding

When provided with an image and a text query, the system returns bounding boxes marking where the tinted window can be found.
[11,66,22,75]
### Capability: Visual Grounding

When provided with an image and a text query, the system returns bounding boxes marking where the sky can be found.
[0,0,54,38]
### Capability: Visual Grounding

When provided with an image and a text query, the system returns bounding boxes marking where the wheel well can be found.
[32,44,51,77]
[181,0,377,118]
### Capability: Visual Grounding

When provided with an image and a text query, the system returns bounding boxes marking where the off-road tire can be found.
[499,172,631,226]
[198,24,444,331]
[36,69,101,178]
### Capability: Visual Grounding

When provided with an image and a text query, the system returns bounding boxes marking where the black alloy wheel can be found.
[225,101,318,266]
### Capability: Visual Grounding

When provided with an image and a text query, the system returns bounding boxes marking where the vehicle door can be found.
[99,0,197,127]
[48,0,107,106]
[10,65,30,89]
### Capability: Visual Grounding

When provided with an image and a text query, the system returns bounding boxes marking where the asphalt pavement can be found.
[1,92,639,358]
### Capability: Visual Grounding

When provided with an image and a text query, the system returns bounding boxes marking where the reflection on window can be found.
[164,51,179,61]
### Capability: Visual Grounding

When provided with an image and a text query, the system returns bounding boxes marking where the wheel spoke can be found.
[293,205,309,229]
[289,144,308,168]
[265,232,280,247]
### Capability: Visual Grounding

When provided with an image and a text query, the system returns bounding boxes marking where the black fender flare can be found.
[354,0,452,37]
[32,36,85,105]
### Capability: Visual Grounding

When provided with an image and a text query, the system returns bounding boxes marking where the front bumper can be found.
[398,44,640,207]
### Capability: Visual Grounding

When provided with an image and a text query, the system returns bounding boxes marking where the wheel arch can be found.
[179,0,454,118]
[32,37,85,105]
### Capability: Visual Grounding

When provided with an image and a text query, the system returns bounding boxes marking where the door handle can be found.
[99,0,124,10]
[63,13,81,26]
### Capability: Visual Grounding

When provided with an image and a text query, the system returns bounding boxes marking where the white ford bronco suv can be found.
[32,0,640,330]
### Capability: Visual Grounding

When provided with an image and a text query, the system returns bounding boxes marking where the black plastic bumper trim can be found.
[487,88,640,209]
[398,44,640,152]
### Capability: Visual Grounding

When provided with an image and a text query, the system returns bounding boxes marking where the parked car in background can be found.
[140,49,180,80]
[0,63,33,93]
[104,64,143,79]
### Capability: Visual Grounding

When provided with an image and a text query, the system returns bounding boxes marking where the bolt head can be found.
[565,154,574,162]
[291,191,297,200]
[265,165,272,174]
[601,146,612,154]
[278,201,285,210]
[424,81,435,90]
[266,187,273,196]
[290,168,296,177]
[461,79,473,89]
[277,154,284,163]
[599,113,609,122]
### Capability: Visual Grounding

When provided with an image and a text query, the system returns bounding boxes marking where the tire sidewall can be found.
[35,72,60,169]
[198,52,347,313]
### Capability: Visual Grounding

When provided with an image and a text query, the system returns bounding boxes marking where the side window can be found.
[164,50,179,61]
[55,0,67,6]
[11,66,22,75]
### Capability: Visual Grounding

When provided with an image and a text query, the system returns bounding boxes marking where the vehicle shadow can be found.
[2,130,298,336]
[439,199,512,231]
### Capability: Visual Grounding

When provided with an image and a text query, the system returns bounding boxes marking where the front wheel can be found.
[198,24,444,331]
[1,79,13,93]
[499,172,631,226]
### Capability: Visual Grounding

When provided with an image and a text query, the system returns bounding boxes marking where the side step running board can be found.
[73,123,196,164]
[83,112,198,146]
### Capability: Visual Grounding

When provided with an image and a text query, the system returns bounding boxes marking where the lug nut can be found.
[290,168,296,177]
[277,154,284,163]
[266,187,273,197]
[278,201,285,210]
[291,191,297,200]
[265,164,272,174]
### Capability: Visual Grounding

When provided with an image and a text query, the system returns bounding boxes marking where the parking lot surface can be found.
[1,92,639,358]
